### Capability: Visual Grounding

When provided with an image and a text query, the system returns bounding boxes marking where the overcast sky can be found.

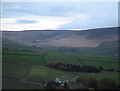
[1,1,118,31]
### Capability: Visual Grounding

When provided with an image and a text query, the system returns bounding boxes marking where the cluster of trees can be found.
[103,68,120,72]
[75,76,119,89]
[46,62,102,73]
[2,48,34,53]
[2,48,9,53]
[16,49,34,52]
[3,53,42,56]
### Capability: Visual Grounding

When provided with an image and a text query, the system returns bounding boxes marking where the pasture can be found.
[2,49,119,89]
[3,50,118,69]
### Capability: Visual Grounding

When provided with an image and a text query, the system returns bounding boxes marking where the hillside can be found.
[2,27,118,48]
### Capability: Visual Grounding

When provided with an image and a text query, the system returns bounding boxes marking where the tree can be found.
[99,77,118,89]
[46,81,56,89]
[87,77,98,89]
[14,48,18,51]
[59,65,66,70]
[75,76,87,86]
[63,81,69,89]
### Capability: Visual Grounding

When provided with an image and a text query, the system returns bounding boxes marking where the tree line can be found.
[3,53,42,56]
[46,62,102,73]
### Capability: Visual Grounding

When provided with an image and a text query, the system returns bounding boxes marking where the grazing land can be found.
[2,47,119,89]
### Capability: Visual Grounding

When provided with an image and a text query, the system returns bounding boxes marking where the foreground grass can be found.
[3,63,119,81]
[27,65,75,81]
[2,78,43,89]
[3,63,75,81]
[2,51,119,89]
[3,63,119,89]
[75,71,119,81]
[3,63,32,78]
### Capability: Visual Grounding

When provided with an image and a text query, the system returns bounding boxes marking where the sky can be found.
[1,1,118,31]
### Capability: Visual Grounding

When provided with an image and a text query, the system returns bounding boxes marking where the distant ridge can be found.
[2,27,118,48]
[1,27,118,32]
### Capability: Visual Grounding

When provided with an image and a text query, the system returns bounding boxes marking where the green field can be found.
[3,63,32,78]
[2,49,119,89]
[3,55,43,64]
[3,63,74,80]
[3,51,118,69]
[2,78,46,89]
[72,71,119,81]
[2,63,75,89]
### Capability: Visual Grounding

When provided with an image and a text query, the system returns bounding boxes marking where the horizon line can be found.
[1,26,118,32]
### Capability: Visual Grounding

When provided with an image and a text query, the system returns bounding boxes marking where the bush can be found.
[75,76,87,85]
[99,77,118,89]
[87,77,98,89]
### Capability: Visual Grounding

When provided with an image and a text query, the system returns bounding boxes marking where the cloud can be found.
[16,20,39,24]
[1,15,82,31]
[1,12,88,31]
[2,0,119,2]
[1,2,117,31]
[1,18,16,24]
[65,13,88,19]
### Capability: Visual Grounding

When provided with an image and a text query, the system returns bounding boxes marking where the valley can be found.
[2,27,119,89]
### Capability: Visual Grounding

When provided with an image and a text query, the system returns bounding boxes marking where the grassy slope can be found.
[3,51,118,69]
[3,63,119,83]
[3,63,75,81]
[3,63,32,78]
[27,65,75,81]
[3,52,44,64]
[2,51,119,89]
[2,63,75,89]
[2,78,43,89]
